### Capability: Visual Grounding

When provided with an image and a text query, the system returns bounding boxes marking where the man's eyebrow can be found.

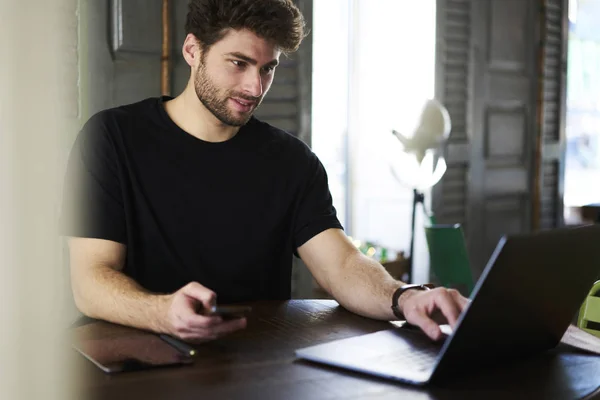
[225,52,279,67]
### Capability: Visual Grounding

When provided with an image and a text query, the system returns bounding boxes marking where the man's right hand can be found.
[158,282,247,342]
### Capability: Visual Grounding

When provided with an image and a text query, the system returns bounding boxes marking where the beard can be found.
[194,63,262,127]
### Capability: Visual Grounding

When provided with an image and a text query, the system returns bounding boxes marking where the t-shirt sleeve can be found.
[293,151,344,252]
[60,113,127,244]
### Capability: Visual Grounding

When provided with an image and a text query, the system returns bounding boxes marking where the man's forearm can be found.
[73,265,168,333]
[329,252,404,320]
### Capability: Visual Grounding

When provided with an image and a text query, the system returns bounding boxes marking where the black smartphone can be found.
[208,305,252,319]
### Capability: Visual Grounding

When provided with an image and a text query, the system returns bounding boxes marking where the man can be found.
[62,0,468,344]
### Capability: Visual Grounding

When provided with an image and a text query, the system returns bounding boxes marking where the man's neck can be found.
[164,87,240,143]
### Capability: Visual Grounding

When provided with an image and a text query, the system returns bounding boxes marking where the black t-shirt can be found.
[61,97,343,303]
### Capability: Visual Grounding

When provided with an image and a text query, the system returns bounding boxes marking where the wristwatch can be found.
[391,283,435,320]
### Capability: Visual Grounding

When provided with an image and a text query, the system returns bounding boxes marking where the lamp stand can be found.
[408,188,425,283]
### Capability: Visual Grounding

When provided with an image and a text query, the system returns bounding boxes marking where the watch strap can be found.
[391,283,435,320]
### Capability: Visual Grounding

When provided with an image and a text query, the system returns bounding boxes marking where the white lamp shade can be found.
[391,99,452,164]
[414,98,452,143]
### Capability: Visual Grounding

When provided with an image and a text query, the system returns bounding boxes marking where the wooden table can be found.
[581,204,600,223]
[76,300,600,400]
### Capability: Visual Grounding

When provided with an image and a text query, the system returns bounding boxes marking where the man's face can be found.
[194,29,281,127]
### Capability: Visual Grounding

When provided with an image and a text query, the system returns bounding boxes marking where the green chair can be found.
[577,280,600,338]
[424,223,475,297]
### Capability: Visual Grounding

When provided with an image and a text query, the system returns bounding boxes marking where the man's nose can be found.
[242,71,263,98]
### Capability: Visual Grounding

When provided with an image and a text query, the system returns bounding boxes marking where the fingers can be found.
[170,312,246,341]
[176,318,247,342]
[402,294,444,341]
[176,288,222,329]
[167,282,248,342]
[412,313,444,341]
[181,310,223,329]
[449,289,470,312]
[212,317,247,336]
[430,289,462,327]
[403,288,468,341]
[181,282,217,311]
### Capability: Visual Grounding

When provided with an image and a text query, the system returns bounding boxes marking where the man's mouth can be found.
[230,98,256,112]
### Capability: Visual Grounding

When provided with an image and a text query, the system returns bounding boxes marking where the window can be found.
[564,0,600,207]
[313,0,437,282]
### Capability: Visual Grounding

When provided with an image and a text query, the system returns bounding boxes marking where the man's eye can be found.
[232,60,246,68]
[263,66,275,74]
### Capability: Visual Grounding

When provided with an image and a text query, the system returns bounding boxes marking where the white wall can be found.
[0,1,79,399]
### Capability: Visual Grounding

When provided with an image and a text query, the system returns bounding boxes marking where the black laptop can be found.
[295,224,600,385]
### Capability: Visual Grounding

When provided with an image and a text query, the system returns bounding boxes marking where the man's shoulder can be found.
[75,98,159,155]
[79,97,159,143]
[248,117,313,158]
[86,98,158,127]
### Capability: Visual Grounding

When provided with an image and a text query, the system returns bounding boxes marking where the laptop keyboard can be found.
[373,344,439,372]
[296,328,445,380]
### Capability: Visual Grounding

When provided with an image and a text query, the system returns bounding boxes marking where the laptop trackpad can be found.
[295,327,444,384]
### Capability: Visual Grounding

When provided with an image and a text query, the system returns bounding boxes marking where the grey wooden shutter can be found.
[112,0,163,107]
[539,0,568,229]
[432,0,471,236]
[285,0,315,298]
[469,0,539,274]
[255,0,313,146]
[434,0,555,278]
[82,0,164,116]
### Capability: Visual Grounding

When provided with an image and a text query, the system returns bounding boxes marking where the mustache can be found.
[229,92,262,102]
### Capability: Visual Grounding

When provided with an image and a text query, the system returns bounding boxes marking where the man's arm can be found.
[68,237,246,341]
[297,229,469,341]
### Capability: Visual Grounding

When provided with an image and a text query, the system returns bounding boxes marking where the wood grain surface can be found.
[73,300,600,400]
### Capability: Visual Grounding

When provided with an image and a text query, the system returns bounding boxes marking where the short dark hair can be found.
[185,0,306,55]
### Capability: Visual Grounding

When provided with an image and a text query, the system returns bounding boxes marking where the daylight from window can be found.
[564,0,600,207]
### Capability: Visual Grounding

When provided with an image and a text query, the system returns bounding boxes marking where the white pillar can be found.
[0,1,78,399]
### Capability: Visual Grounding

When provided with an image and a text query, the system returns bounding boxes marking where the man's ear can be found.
[182,33,202,68]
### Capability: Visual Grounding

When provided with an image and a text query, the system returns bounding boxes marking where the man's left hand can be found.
[399,287,470,341]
